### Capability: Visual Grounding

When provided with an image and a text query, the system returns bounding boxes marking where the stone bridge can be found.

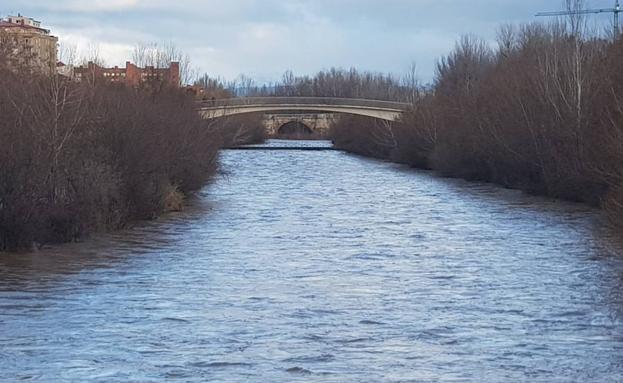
[198,97,409,122]
[263,113,336,137]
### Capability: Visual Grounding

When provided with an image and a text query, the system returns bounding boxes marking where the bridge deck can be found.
[198,97,410,122]
[198,97,410,110]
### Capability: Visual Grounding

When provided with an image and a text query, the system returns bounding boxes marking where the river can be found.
[1,140,623,382]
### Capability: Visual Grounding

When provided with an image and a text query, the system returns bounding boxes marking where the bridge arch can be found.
[277,121,314,136]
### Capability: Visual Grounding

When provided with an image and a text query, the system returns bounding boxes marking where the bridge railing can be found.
[198,97,410,110]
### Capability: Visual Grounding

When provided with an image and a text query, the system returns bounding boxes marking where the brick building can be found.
[0,14,58,74]
[74,61,180,87]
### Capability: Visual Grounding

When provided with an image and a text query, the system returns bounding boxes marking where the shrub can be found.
[330,22,623,228]
[0,65,220,251]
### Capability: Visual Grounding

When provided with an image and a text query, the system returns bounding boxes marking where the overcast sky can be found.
[0,1,617,82]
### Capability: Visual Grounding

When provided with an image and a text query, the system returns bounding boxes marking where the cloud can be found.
[74,0,140,12]
[8,0,141,12]
[1,0,616,82]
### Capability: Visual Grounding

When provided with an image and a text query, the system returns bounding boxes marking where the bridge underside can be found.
[278,121,313,135]
[200,105,402,121]
[263,113,336,138]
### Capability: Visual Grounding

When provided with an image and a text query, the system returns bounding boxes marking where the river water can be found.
[1,140,623,382]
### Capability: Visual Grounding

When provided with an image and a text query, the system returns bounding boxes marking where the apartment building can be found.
[0,14,57,74]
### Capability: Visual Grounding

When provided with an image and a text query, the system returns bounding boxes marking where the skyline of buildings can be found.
[73,61,180,88]
[0,13,181,87]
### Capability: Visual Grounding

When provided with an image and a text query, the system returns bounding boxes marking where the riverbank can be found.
[0,69,221,251]
[331,24,623,229]
[216,112,267,148]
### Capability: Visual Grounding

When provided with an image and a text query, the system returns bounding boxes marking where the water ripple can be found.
[0,140,622,382]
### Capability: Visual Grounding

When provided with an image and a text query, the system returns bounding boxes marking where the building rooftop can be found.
[0,14,51,34]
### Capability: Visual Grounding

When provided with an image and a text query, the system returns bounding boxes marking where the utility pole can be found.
[536,0,621,39]
[618,0,621,36]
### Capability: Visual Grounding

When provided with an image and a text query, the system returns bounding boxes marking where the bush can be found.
[330,22,623,228]
[0,67,220,251]
[211,113,266,148]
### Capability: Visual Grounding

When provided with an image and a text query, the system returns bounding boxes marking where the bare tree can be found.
[83,43,105,66]
[58,41,78,66]
[131,41,194,85]
[565,0,588,37]
[402,62,420,104]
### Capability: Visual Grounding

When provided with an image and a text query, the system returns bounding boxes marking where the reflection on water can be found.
[1,140,623,382]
